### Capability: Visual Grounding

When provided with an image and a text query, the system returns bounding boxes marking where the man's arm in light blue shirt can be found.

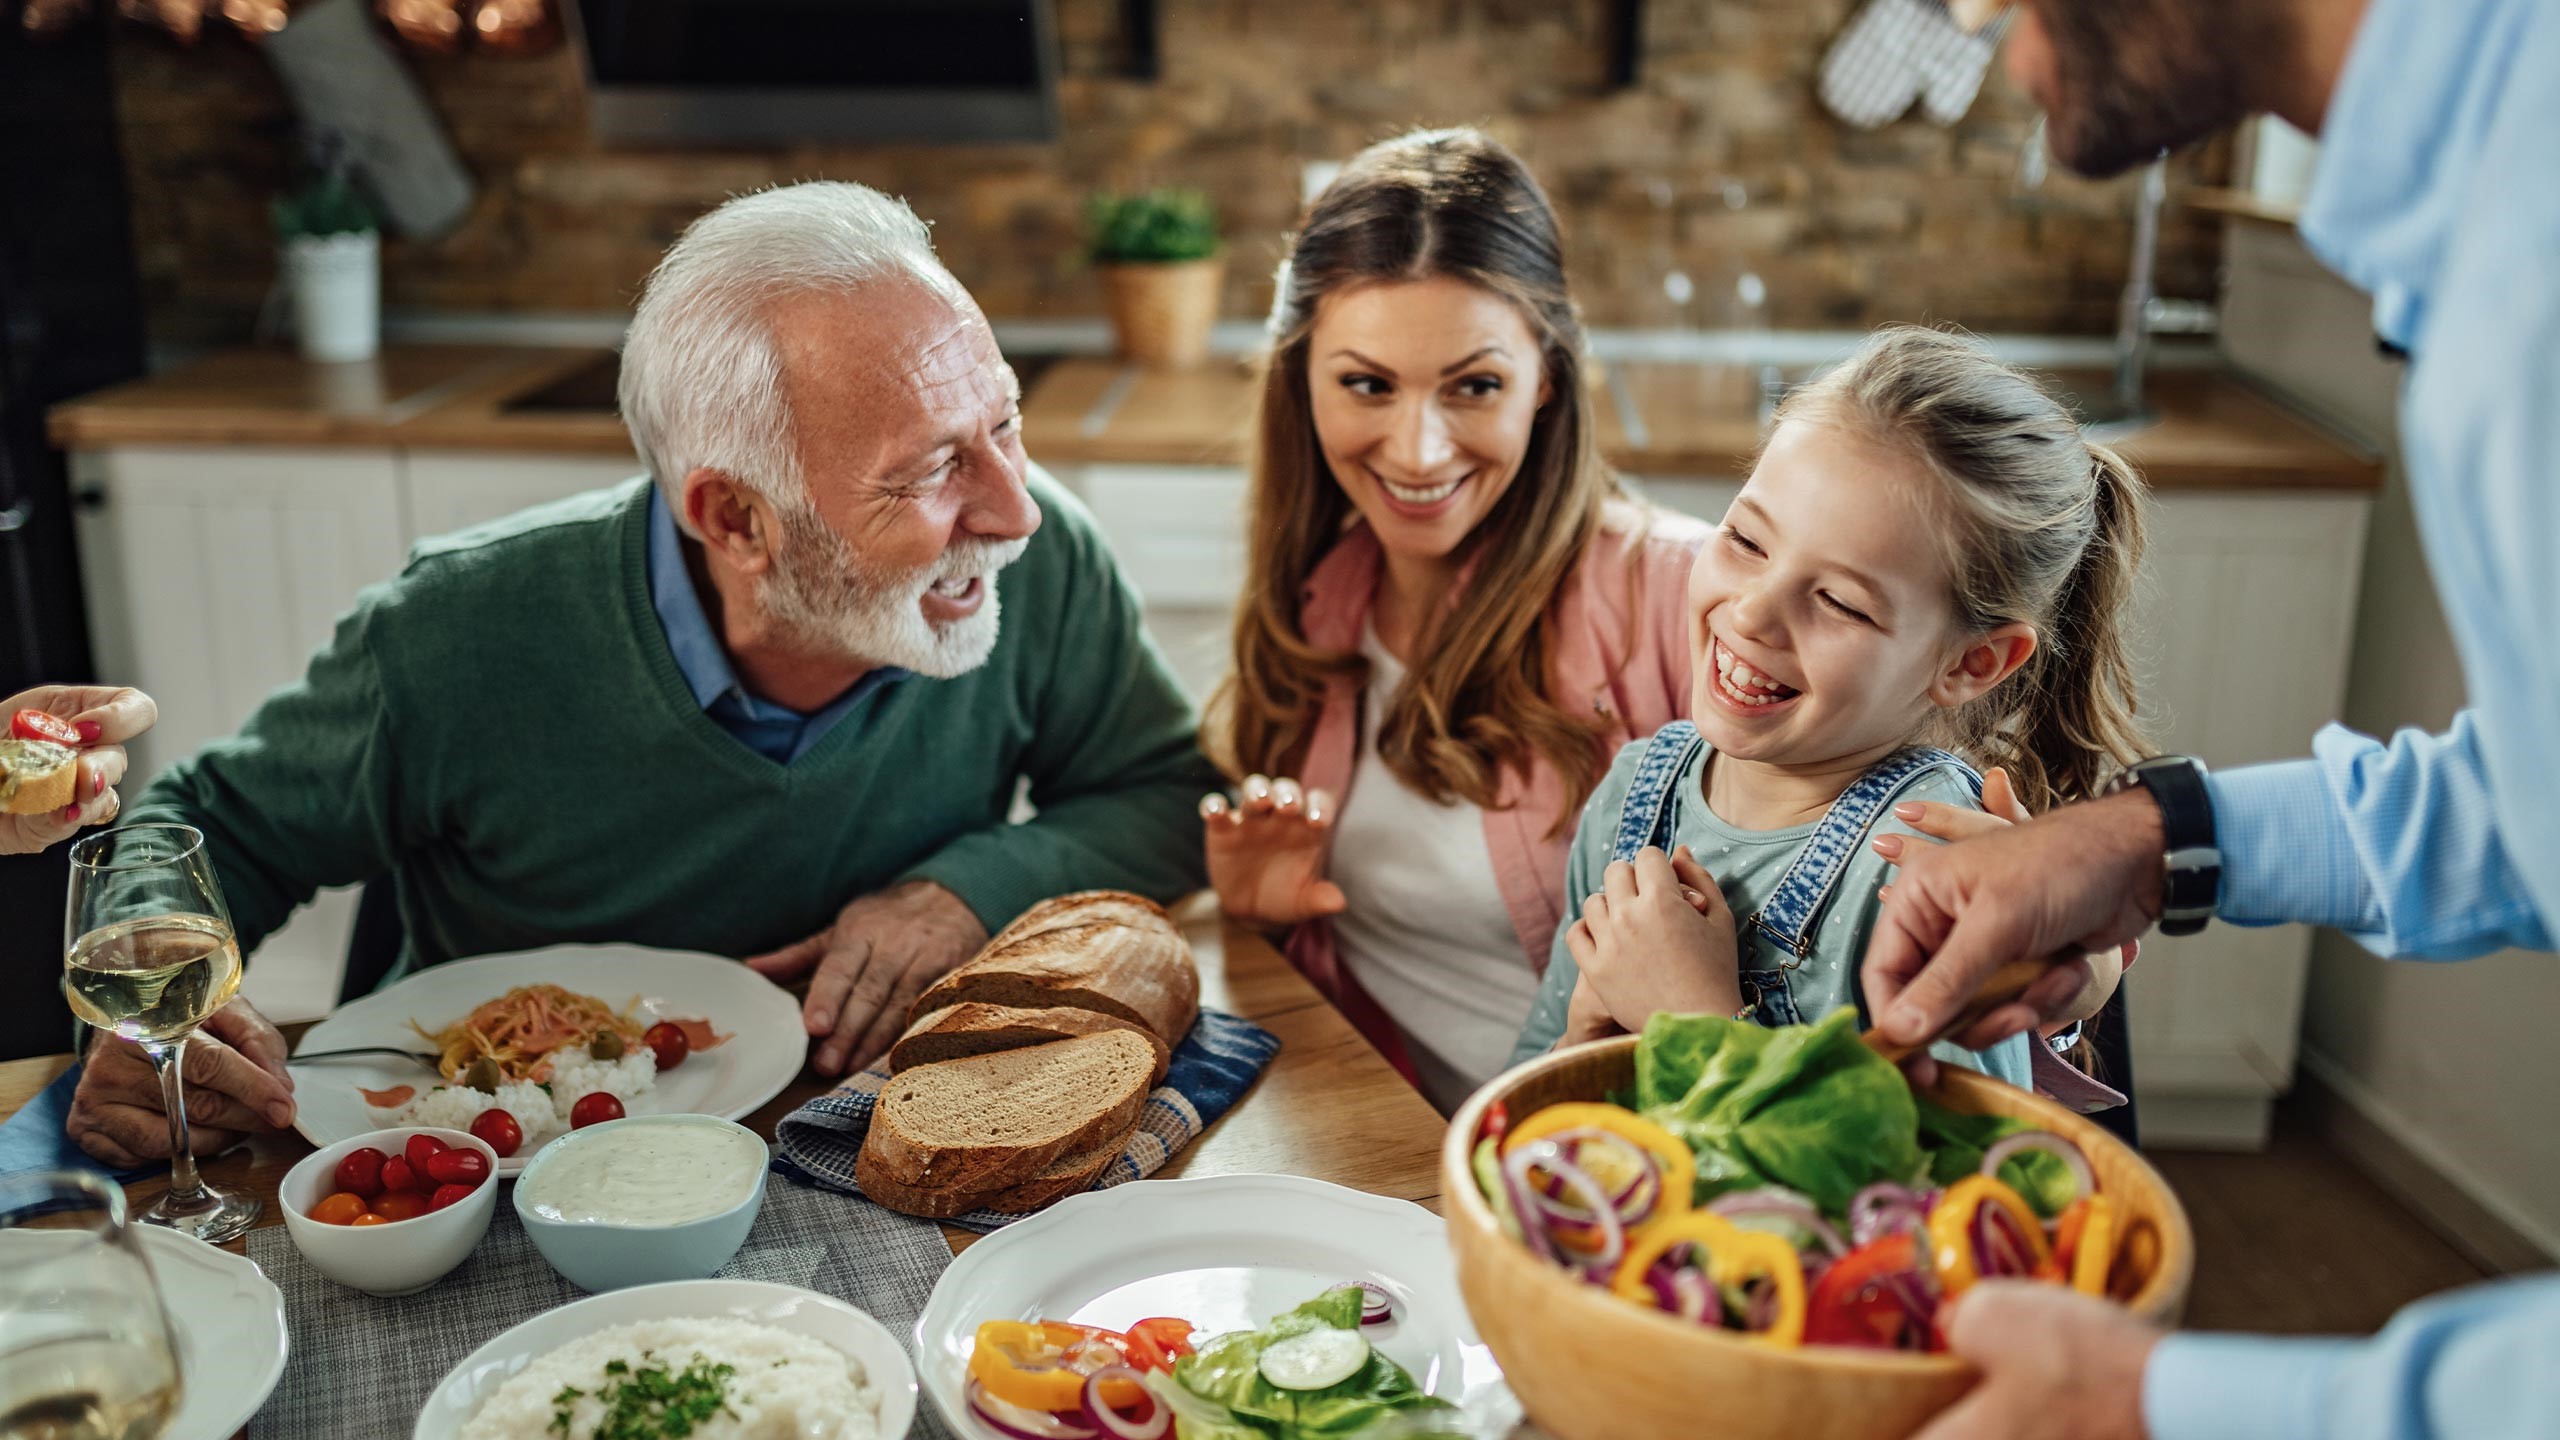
[2205,714,2553,959]
[2143,1275,2560,1440]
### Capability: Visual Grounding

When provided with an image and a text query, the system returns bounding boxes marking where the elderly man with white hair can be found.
[67,181,1216,1167]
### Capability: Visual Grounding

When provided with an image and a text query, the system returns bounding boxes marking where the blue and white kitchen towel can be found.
[773,1008,1280,1232]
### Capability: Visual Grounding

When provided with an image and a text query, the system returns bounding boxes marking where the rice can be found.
[458,1317,877,1440]
[367,1045,656,1153]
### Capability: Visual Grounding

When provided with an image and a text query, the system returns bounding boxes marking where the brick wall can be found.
[109,0,2229,340]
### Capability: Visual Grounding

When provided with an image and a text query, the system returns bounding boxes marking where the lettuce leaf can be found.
[1632,1007,1925,1215]
[1914,1095,2081,1217]
[1173,1290,1450,1439]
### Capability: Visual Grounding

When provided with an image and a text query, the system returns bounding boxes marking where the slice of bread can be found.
[0,739,76,816]
[891,1002,1172,1088]
[985,1120,1133,1213]
[858,1030,1155,1209]
[913,892,1200,1048]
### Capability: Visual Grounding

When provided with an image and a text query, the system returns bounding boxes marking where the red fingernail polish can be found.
[75,721,102,744]
[61,805,82,823]
[93,771,106,797]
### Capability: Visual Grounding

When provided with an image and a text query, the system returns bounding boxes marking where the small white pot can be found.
[283,230,380,363]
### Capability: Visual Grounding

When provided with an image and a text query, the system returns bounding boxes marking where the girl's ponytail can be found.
[1775,326,2153,812]
[2005,443,2151,810]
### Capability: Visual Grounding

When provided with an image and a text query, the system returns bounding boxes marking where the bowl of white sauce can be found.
[512,1114,769,1292]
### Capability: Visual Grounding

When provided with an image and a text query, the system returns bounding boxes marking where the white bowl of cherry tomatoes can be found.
[280,1125,499,1296]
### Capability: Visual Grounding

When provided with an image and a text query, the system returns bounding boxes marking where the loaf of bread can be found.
[910,890,1199,1048]
[891,1002,1172,1088]
[856,1028,1154,1216]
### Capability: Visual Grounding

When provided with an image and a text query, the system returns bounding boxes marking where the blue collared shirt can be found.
[645,487,907,764]
[2150,0,2560,1436]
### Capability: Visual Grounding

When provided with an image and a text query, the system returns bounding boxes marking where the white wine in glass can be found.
[0,1172,183,1440]
[62,824,261,1243]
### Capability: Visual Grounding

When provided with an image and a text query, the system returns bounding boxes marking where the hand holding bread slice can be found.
[858,891,1201,1219]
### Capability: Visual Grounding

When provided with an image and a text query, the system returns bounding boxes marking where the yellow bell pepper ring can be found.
[1927,1175,2053,1298]
[1501,1102,1696,1221]
[2069,1194,2120,1297]
[969,1320,1147,1413]
[1610,1211,1807,1347]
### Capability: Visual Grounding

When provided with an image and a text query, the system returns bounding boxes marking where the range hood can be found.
[563,0,1059,147]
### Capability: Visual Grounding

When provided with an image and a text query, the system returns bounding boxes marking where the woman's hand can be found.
[0,685,155,857]
[1565,845,1745,1029]
[1201,774,1348,929]
[1868,766,2136,1042]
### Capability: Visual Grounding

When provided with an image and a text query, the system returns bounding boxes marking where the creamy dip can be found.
[520,1118,766,1227]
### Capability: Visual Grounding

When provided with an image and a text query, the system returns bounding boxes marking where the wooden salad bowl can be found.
[1441,1036,2194,1440]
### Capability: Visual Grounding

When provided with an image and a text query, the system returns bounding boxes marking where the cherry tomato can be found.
[308,1191,368,1226]
[380,1156,419,1194]
[404,1134,449,1171]
[569,1092,624,1129]
[429,1182,477,1212]
[349,1213,392,1227]
[468,1108,522,1158]
[642,1022,690,1071]
[424,1147,490,1188]
[372,1191,429,1222]
[333,1146,388,1199]
[1122,1317,1197,1373]
[10,709,81,746]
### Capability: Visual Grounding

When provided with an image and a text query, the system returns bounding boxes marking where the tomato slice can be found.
[1805,1234,1922,1349]
[1121,1317,1196,1373]
[10,709,81,746]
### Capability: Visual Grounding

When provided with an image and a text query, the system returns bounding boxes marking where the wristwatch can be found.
[2102,755,2219,937]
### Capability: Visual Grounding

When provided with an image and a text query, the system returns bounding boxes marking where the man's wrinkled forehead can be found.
[769,280,1009,461]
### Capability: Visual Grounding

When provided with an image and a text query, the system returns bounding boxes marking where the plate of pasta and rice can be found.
[288,944,808,1176]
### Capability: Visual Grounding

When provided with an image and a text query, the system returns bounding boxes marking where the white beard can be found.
[757,500,1028,679]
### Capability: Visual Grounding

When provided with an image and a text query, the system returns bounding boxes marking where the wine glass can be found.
[0,1170,185,1440]
[61,823,261,1242]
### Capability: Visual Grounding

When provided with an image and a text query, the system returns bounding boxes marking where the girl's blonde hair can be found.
[1779,325,2152,810]
[1208,128,1625,827]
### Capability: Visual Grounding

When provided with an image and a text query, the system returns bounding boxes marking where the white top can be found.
[1328,626,1545,1115]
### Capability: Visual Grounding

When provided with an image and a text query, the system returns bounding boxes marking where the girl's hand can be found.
[1560,974,1627,1048]
[0,685,154,858]
[1565,845,1745,1029]
[1868,766,2136,1048]
[1201,774,1348,929]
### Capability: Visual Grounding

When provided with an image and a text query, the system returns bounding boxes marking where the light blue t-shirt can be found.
[1512,735,2035,1091]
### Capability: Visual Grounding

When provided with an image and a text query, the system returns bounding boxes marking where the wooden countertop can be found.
[48,344,2383,491]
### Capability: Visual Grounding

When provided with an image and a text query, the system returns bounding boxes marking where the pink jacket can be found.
[1280,501,1712,1075]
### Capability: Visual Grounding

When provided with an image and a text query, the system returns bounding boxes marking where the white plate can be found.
[914,1174,1512,1439]
[0,1226,292,1440]
[411,1278,918,1440]
[289,944,808,1176]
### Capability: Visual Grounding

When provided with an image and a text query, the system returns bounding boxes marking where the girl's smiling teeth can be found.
[1713,637,1802,708]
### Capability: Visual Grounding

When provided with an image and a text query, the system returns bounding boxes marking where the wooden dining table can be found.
[0,909,1456,1435]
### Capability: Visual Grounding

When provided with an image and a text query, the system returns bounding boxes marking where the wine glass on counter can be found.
[0,1171,184,1440]
[61,823,260,1242]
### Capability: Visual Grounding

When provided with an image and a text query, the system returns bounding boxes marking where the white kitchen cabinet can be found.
[70,445,411,1022]
[400,450,641,541]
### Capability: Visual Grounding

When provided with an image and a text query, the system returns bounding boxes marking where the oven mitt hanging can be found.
[1818,0,2007,130]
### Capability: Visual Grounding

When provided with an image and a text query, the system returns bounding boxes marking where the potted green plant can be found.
[273,137,382,363]
[1088,187,1223,369]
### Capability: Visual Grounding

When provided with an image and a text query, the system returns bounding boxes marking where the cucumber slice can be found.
[1257,1327,1370,1390]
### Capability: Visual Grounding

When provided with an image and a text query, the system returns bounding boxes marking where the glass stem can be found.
[142,1035,206,1206]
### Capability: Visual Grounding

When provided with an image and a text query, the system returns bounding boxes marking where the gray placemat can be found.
[244,1169,959,1439]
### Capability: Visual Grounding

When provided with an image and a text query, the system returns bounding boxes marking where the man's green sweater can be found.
[131,475,1216,977]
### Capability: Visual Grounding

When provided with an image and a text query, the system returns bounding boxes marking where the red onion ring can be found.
[1355,1281,1395,1326]
[1504,1140,1626,1271]
[1496,1142,1559,1264]
[1082,1366,1169,1440]
[1671,1267,1715,1324]
[1708,1186,1850,1256]
[1981,1131,2093,1210]
[969,1380,1101,1440]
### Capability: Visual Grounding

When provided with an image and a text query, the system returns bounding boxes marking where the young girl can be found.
[1514,326,2143,1097]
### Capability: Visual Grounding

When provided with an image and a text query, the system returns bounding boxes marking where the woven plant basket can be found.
[1099,255,1224,369]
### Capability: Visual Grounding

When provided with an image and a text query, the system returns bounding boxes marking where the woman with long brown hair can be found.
[1199,128,1707,1112]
